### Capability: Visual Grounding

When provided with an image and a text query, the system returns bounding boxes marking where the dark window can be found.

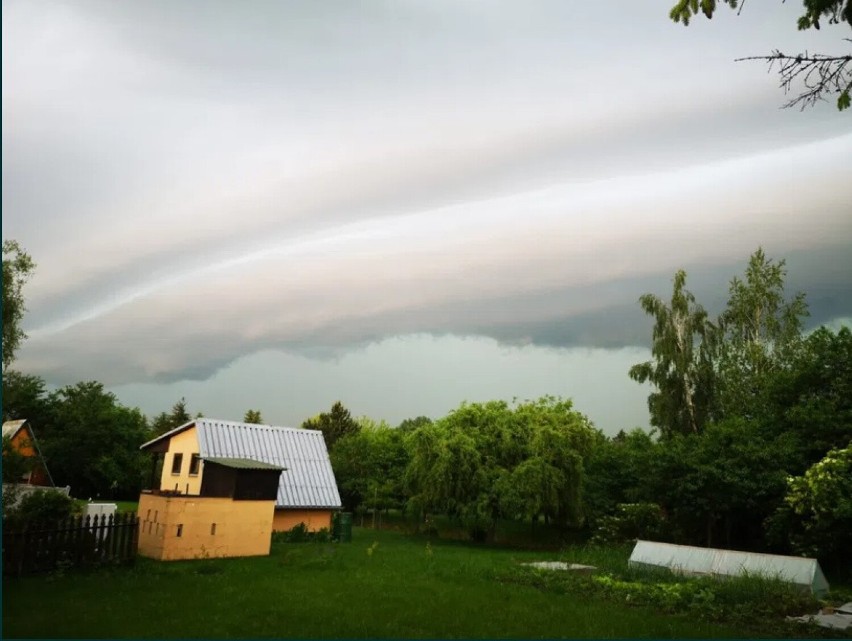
[211,523,217,535]
[176,524,183,537]
[189,453,201,476]
[171,453,183,475]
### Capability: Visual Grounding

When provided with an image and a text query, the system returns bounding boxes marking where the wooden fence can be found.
[2,513,139,576]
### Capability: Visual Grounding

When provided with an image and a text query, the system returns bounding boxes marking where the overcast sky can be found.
[4,1,851,433]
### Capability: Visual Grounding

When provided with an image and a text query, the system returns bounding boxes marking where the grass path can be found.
[3,528,751,639]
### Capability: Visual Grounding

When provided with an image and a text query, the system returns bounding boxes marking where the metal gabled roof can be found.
[2,419,28,440]
[195,419,341,510]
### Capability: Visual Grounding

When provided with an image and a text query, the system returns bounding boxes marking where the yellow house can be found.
[139,418,342,547]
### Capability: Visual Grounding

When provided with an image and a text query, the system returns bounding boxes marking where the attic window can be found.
[189,453,201,476]
[171,453,183,475]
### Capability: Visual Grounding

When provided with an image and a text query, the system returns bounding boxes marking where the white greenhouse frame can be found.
[628,540,830,595]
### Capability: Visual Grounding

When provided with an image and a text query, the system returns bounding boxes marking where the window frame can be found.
[171,453,184,475]
[188,453,201,476]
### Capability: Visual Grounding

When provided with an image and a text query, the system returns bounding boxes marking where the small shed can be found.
[137,458,285,561]
[628,540,830,595]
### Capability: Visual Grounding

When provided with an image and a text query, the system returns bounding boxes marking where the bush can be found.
[4,489,75,527]
[590,502,668,545]
[272,523,332,544]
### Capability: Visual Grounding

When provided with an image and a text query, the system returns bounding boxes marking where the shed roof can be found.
[2,419,28,440]
[203,457,285,471]
[142,418,341,510]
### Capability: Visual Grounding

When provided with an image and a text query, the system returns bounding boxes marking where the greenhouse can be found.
[628,540,830,595]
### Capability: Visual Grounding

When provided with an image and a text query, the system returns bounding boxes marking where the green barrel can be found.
[339,512,353,543]
[331,512,341,541]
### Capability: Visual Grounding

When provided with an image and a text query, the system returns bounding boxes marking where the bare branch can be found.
[735,50,852,109]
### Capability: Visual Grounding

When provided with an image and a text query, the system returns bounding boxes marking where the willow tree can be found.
[629,270,716,438]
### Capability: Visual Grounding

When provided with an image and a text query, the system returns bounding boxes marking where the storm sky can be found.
[4,1,851,433]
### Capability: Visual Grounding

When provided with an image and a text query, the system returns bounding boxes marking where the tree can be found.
[150,397,194,436]
[2,240,35,369]
[583,428,659,526]
[715,248,808,418]
[761,325,852,469]
[243,409,264,424]
[629,270,716,438]
[301,401,360,449]
[768,442,852,571]
[397,416,433,432]
[330,417,411,516]
[405,397,597,541]
[670,0,852,110]
[1,370,52,427]
[43,382,149,499]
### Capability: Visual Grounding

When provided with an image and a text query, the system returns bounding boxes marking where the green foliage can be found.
[406,396,596,541]
[330,418,410,514]
[1,370,51,424]
[670,0,851,30]
[5,489,76,526]
[42,382,150,499]
[761,326,852,469]
[397,415,433,432]
[2,240,36,369]
[629,269,716,437]
[272,523,332,544]
[150,397,194,436]
[302,401,360,449]
[583,428,658,525]
[590,503,669,545]
[716,248,808,418]
[769,443,852,568]
[647,418,793,547]
[243,409,263,424]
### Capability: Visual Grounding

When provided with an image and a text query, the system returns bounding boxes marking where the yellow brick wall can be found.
[159,426,203,496]
[137,493,276,560]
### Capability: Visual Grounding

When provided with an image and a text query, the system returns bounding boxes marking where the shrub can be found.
[590,502,668,545]
[271,523,332,544]
[5,489,75,527]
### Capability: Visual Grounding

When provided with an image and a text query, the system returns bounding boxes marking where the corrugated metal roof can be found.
[195,419,341,509]
[203,457,285,471]
[2,419,27,440]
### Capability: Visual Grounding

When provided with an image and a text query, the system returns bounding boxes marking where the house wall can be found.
[273,509,334,533]
[10,428,50,486]
[159,426,202,495]
[137,492,276,560]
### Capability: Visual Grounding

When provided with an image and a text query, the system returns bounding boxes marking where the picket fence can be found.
[2,512,139,576]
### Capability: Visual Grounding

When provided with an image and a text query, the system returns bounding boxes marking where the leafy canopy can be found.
[2,240,35,369]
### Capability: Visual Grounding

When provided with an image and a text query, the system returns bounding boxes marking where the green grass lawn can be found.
[0,527,827,639]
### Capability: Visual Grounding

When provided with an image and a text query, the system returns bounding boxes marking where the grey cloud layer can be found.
[4,1,852,393]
